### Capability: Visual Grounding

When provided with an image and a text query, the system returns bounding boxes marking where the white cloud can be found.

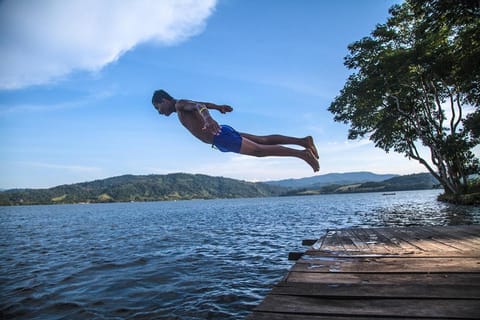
[0,0,217,89]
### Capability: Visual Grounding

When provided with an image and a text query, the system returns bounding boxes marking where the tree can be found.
[329,0,480,196]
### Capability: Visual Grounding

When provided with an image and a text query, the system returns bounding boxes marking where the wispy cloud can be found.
[321,139,372,153]
[0,0,217,90]
[20,161,102,173]
[190,154,316,181]
[0,89,114,115]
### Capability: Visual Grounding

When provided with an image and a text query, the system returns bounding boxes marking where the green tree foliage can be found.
[329,0,480,195]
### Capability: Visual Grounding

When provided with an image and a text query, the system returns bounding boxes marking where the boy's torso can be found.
[177,110,214,144]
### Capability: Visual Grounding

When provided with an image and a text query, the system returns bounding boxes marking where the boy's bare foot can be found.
[301,149,320,172]
[304,136,319,159]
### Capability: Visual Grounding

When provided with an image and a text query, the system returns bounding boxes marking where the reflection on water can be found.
[1,189,479,319]
[347,191,480,227]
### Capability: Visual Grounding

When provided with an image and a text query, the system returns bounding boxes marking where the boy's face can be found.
[154,99,174,116]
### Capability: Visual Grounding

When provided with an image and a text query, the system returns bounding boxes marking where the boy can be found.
[152,89,319,172]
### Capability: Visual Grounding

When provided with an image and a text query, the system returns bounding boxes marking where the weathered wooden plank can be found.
[289,251,304,261]
[302,239,318,246]
[250,225,480,319]
[310,234,327,250]
[343,228,375,251]
[271,282,480,299]
[369,228,411,250]
[372,227,426,254]
[344,226,480,253]
[428,225,480,239]
[321,230,349,252]
[293,256,480,273]
[449,225,480,242]
[352,228,398,254]
[388,227,462,253]
[248,312,444,320]
[306,226,479,257]
[304,249,480,258]
[253,295,480,319]
[333,230,363,252]
[416,226,480,250]
[316,228,395,255]
[285,271,480,285]
[408,225,480,251]
[405,226,474,252]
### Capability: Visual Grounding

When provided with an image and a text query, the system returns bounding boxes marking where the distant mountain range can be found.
[265,171,399,189]
[0,173,285,206]
[0,171,439,206]
[280,173,439,196]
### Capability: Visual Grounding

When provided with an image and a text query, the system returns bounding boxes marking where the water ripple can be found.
[1,190,479,319]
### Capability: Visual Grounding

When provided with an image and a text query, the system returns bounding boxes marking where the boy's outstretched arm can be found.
[175,100,232,113]
[200,101,233,114]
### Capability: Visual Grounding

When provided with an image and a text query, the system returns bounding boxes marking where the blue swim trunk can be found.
[213,125,243,153]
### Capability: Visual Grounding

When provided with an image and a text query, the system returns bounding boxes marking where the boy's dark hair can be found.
[152,89,174,105]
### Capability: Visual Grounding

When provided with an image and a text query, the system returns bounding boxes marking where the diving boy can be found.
[152,89,319,172]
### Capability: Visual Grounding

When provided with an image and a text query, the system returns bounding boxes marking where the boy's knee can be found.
[251,146,267,157]
[257,136,269,144]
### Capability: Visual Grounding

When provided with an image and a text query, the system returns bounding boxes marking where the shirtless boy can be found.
[151,89,319,172]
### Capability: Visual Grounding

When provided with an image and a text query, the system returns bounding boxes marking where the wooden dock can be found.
[248,225,480,319]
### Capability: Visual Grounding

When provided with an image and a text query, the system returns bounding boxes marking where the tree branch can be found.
[429,80,445,126]
[454,91,463,133]
[407,141,451,192]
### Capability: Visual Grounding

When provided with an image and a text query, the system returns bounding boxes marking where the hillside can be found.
[0,172,442,206]
[265,171,398,189]
[0,173,286,206]
[283,173,439,196]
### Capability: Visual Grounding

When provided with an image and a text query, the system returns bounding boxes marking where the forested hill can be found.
[265,171,398,189]
[282,173,439,196]
[0,173,286,206]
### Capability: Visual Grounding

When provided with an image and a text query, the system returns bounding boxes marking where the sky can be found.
[0,0,435,189]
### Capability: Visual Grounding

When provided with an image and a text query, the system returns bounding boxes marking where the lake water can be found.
[1,189,479,319]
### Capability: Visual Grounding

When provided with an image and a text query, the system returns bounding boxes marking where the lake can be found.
[1,189,479,319]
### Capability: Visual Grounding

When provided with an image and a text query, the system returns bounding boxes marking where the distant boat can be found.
[382,192,396,196]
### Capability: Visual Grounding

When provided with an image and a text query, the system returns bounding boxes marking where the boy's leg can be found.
[239,137,319,172]
[239,133,319,159]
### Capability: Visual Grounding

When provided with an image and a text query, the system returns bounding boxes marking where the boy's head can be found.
[151,89,173,106]
[152,89,175,116]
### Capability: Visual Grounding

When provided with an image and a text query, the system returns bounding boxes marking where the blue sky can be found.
[0,0,431,189]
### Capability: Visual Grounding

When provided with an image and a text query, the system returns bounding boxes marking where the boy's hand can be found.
[218,105,233,114]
